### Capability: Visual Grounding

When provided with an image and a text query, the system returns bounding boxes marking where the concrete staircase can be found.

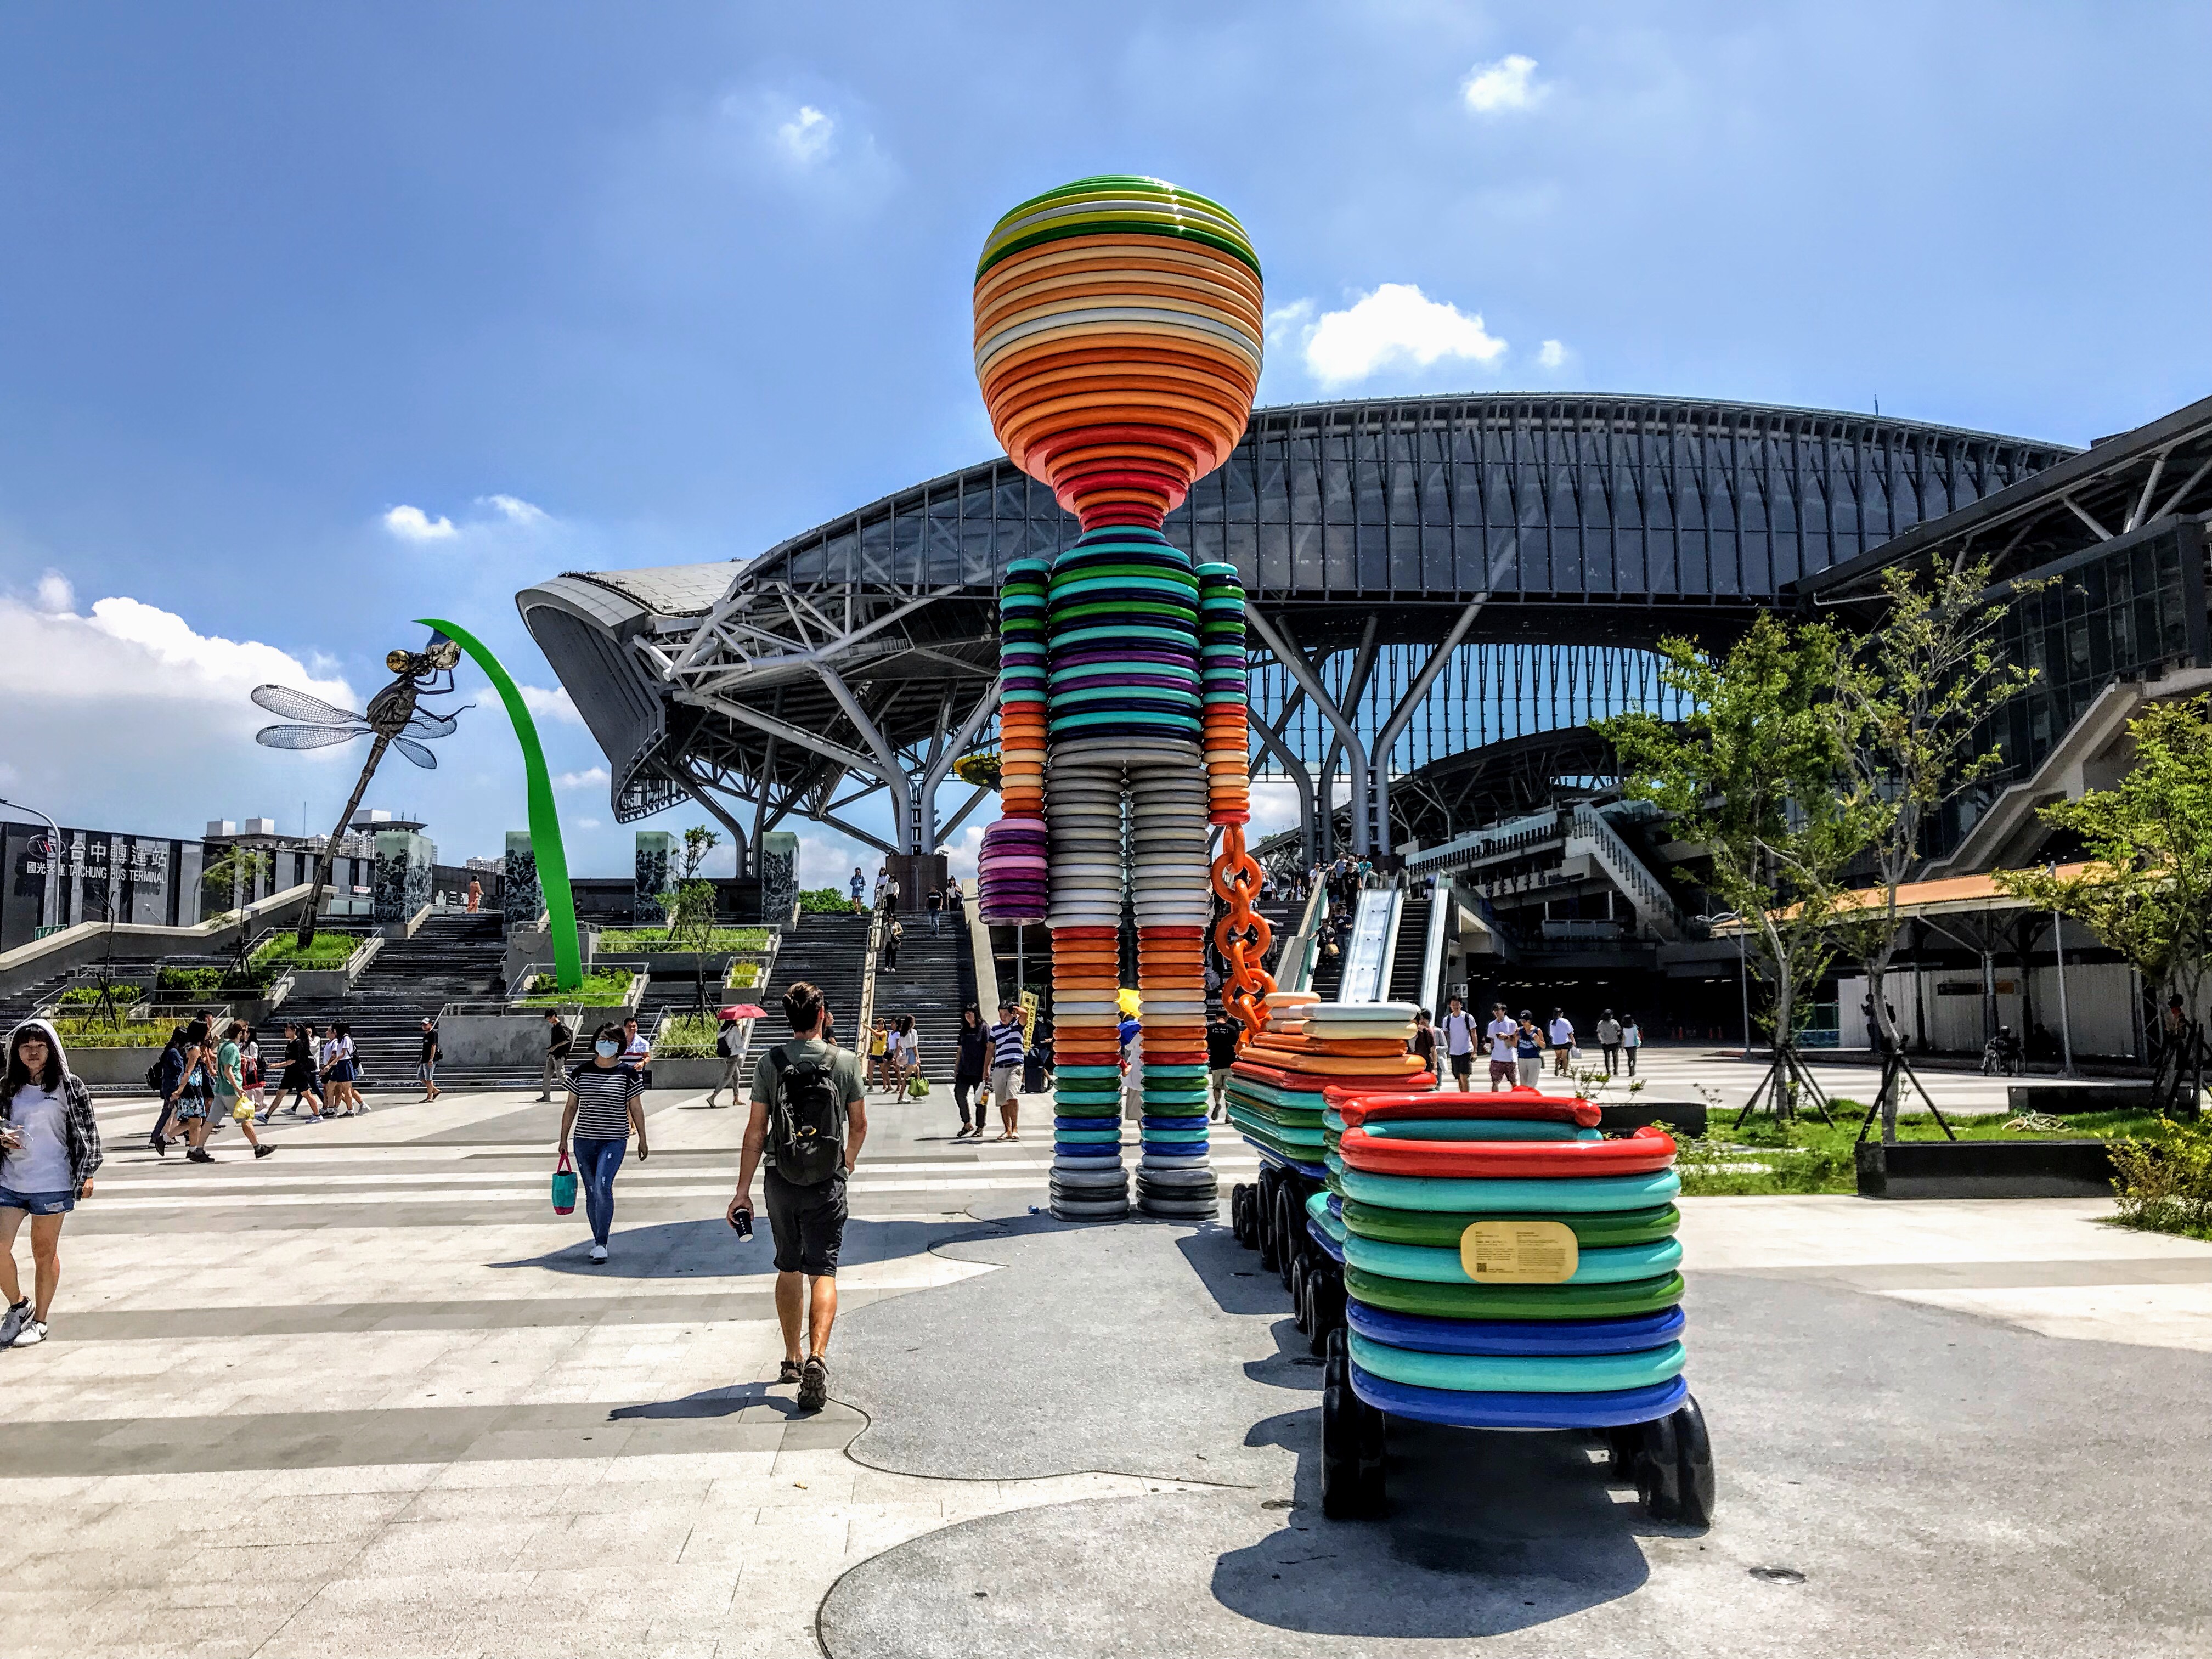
[1566,805,1686,940]
[873,915,976,1084]
[1927,664,2212,877]
[283,913,509,1088]
[758,911,870,1051]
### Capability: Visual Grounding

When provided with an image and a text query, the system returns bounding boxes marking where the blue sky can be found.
[2,1,2206,883]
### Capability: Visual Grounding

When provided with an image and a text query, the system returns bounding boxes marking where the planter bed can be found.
[1854,1137,2116,1199]
[1599,1100,1707,1138]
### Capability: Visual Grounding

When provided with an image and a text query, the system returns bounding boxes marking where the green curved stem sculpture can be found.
[417,616,583,991]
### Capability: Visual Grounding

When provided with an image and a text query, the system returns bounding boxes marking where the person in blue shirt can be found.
[1515,1011,1545,1090]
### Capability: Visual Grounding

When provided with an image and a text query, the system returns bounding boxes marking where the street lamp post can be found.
[0,795,63,938]
[2050,864,2075,1078]
[1695,911,1753,1058]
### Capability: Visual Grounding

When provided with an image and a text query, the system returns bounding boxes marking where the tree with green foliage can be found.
[1995,695,2212,1118]
[201,847,274,924]
[1601,613,1870,1122]
[1829,554,2045,1141]
[651,825,725,1009]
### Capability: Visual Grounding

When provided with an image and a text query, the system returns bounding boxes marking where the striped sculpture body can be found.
[1317,1088,1689,1430]
[970,177,1268,1221]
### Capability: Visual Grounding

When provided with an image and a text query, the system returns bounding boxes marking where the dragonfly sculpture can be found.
[253,638,469,947]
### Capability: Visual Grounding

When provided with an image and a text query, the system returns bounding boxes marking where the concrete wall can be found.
[1838,961,2142,1059]
[0,883,317,994]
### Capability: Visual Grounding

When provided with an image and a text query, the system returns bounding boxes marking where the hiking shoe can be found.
[589,1244,608,1263]
[777,1358,803,1386]
[0,1299,28,1348]
[797,1356,828,1412]
[187,1148,213,1163]
[10,1320,46,1348]
[253,1144,274,1159]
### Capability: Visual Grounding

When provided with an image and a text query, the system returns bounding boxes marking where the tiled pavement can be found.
[10,1065,2212,1656]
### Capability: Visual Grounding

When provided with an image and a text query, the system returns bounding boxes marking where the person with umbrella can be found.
[703,1003,765,1109]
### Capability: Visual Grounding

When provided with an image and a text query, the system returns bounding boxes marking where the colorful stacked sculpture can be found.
[1311,1085,1713,1521]
[970,176,1270,1221]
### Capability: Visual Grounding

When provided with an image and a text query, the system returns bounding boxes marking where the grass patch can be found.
[252,934,362,970]
[56,984,148,1007]
[655,1012,729,1059]
[594,927,770,955]
[1672,1104,2190,1199]
[52,1015,172,1048]
[515,969,639,1007]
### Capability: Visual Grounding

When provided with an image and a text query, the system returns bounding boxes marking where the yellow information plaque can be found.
[1460,1220,1579,1283]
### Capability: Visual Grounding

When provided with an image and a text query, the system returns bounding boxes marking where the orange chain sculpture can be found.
[1210,826,1276,1046]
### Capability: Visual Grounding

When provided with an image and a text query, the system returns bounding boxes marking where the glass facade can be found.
[760,395,2067,605]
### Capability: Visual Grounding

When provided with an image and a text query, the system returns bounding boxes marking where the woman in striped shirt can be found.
[558,1021,650,1264]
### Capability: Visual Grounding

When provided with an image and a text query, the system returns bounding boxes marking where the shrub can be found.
[725,962,760,990]
[252,934,360,970]
[798,888,854,913]
[2107,1121,2212,1240]
[594,927,771,954]
[515,969,638,1007]
[57,984,146,1006]
[156,967,226,993]
[656,1012,725,1058]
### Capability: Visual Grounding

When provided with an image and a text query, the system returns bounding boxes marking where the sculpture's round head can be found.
[974,176,1261,531]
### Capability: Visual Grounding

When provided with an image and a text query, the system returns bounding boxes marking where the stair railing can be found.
[854,906,884,1053]
[1568,805,1685,940]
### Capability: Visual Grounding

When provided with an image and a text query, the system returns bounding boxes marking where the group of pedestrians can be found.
[950,1002,1026,1139]
[549,980,866,1413]
[1429,996,1642,1092]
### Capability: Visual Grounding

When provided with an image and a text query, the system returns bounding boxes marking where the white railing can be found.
[1567,805,1685,941]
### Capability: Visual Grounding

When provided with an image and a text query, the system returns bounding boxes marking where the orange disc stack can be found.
[974,178,1262,532]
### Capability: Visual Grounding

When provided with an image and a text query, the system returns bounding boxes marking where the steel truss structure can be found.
[519,393,2069,871]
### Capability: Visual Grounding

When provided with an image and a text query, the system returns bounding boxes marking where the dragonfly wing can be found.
[255,723,363,751]
[251,684,363,725]
[391,735,439,769]
[403,708,459,738]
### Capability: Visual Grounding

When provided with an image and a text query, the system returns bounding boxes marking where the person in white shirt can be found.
[621,1015,653,1092]
[1547,1009,1575,1076]
[1437,995,1479,1093]
[1485,1002,1520,1091]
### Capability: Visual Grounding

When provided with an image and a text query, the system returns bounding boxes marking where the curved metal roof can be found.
[519,391,2069,845]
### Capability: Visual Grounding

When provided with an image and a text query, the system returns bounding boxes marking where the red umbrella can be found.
[719,1004,768,1021]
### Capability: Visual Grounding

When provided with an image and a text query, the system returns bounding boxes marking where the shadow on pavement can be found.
[488,1215,989,1279]
[1212,1408,1671,1638]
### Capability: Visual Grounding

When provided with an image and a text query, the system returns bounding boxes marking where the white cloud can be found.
[0,585,363,830]
[1463,54,1548,115]
[382,504,458,542]
[774,105,835,166]
[518,684,582,725]
[576,817,603,832]
[481,494,550,526]
[1296,284,1508,387]
[1538,338,1567,369]
[35,569,74,612]
[938,823,984,883]
[556,766,609,790]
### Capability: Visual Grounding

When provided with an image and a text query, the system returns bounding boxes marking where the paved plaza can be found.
[7,1057,2210,1657]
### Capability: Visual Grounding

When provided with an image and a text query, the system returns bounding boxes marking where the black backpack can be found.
[146,1044,181,1096]
[767,1042,847,1185]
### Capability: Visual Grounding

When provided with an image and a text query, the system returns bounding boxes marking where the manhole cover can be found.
[1750,1566,1807,1585]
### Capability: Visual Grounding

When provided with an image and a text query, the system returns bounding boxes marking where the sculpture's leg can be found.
[1045,749,1128,1220]
[1128,755,1217,1217]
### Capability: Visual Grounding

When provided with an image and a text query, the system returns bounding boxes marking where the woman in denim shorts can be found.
[1,1018,103,1350]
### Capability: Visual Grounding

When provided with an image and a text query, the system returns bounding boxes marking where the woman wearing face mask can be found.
[1,1019,101,1349]
[557,1021,648,1265]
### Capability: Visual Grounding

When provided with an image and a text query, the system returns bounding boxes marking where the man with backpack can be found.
[726,980,867,1413]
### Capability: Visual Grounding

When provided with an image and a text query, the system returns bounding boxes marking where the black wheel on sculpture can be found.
[1274,1187,1299,1291]
[1321,1379,1384,1519]
[1229,1184,1250,1246]
[1290,1252,1312,1332]
[1324,1324,1349,1390]
[1671,1394,1716,1526]
[1307,1265,1343,1356]
[1605,1424,1641,1483]
[1256,1195,1280,1273]
[1637,1410,1686,1522]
